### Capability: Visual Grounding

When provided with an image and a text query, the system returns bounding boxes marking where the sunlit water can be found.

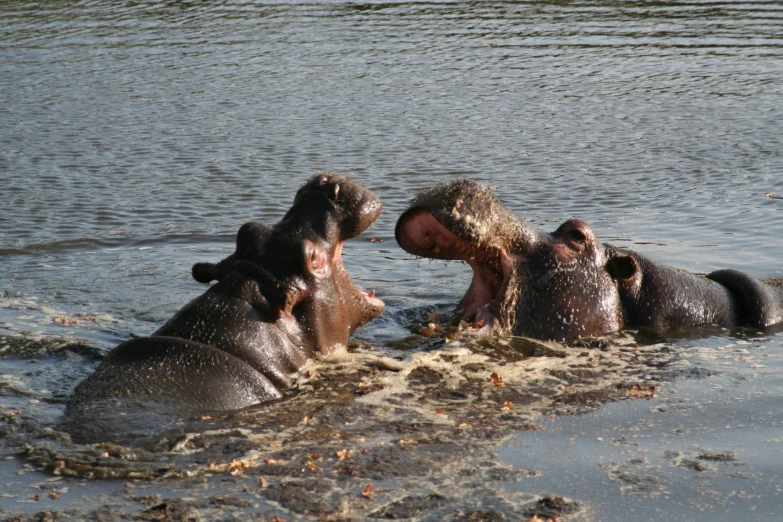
[1,0,782,519]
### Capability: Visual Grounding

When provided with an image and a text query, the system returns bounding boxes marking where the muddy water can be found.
[1,1,782,520]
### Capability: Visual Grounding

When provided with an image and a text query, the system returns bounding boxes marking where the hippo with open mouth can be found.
[395,179,783,342]
[61,174,384,443]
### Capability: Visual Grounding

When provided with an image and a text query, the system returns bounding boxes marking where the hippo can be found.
[60,174,384,443]
[395,179,783,342]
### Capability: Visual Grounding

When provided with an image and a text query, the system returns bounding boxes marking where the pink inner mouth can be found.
[333,240,384,310]
[397,210,516,332]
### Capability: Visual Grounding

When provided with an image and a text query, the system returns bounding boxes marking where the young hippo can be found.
[61,174,384,443]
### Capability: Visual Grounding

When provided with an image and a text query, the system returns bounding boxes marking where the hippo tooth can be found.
[368,289,376,298]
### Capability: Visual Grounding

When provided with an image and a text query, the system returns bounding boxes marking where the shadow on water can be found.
[631,318,783,345]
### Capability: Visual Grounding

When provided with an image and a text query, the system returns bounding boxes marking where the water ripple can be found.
[1,0,781,296]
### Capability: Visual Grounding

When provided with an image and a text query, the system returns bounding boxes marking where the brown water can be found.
[1,1,782,520]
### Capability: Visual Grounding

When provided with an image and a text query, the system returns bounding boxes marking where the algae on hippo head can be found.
[396,179,624,342]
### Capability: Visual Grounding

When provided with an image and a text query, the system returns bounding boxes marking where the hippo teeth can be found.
[396,207,516,334]
[357,286,378,300]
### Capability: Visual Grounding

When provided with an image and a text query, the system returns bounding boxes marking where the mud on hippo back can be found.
[395,179,783,342]
[60,174,384,444]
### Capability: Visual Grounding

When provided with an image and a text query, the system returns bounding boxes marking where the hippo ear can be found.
[303,240,330,277]
[235,221,272,255]
[192,261,224,284]
[191,221,272,284]
[606,254,638,281]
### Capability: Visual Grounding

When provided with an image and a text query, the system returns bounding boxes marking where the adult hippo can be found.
[60,174,384,443]
[395,179,783,342]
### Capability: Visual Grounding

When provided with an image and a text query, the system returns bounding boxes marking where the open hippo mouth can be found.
[332,240,385,314]
[192,173,386,326]
[396,179,632,343]
[395,207,519,334]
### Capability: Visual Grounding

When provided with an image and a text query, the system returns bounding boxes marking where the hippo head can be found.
[395,179,624,343]
[193,173,385,355]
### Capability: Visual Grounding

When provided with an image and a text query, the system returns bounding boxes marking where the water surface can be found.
[1,1,782,520]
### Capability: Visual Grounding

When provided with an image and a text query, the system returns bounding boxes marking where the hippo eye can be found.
[569,229,586,243]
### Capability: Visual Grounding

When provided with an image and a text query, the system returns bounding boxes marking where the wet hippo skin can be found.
[60,174,384,443]
[395,179,783,342]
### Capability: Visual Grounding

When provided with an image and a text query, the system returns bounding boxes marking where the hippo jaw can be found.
[330,239,385,331]
[458,240,519,335]
[396,206,522,337]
